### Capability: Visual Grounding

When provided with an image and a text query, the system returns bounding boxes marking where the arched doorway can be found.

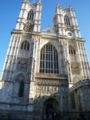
[46,103,54,119]
[43,98,59,120]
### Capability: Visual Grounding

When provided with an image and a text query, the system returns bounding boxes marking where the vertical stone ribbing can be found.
[67,42,72,84]
[77,42,90,79]
[1,35,21,81]
[63,41,68,74]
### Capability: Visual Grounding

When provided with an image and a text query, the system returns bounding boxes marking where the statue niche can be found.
[17,59,28,71]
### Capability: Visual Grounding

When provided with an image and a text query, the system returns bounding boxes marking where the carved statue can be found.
[71,62,80,74]
[17,59,28,70]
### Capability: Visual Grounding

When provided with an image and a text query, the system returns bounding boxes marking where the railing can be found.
[0,111,90,120]
[0,110,33,120]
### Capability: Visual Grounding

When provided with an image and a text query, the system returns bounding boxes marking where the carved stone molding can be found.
[34,79,68,86]
[71,62,80,74]
[35,73,67,79]
[34,85,68,95]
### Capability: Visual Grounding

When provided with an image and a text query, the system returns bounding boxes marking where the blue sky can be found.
[0,0,90,77]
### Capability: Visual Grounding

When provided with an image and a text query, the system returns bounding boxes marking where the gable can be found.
[43,26,55,33]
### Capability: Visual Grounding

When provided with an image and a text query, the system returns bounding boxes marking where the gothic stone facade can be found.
[0,0,90,120]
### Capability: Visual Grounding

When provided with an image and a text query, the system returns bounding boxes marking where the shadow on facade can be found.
[0,79,90,120]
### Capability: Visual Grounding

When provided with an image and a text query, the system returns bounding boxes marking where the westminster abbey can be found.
[0,0,90,120]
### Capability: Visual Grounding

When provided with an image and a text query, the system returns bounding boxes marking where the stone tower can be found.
[0,1,90,120]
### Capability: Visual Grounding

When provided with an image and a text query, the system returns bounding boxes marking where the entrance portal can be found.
[46,103,54,120]
[43,98,59,120]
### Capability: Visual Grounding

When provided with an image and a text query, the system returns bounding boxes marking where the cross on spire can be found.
[23,0,28,2]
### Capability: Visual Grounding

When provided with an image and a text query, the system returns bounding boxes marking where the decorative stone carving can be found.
[73,77,80,84]
[70,55,77,62]
[70,79,90,92]
[35,79,68,86]
[71,62,80,74]
[17,59,28,70]
[18,76,23,81]
[35,73,66,78]
[34,84,68,98]
[65,27,74,32]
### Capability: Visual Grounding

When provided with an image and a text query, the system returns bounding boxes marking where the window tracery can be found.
[64,15,70,26]
[27,10,34,20]
[69,45,76,55]
[21,41,29,50]
[40,43,59,74]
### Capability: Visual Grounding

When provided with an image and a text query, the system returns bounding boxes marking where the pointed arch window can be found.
[64,15,70,26]
[69,45,76,55]
[40,43,59,74]
[21,41,29,50]
[27,10,34,20]
[19,81,24,97]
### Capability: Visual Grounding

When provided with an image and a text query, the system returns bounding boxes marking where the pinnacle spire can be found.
[56,2,60,7]
[23,0,28,2]
[38,0,41,3]
[48,24,50,27]
[69,4,73,9]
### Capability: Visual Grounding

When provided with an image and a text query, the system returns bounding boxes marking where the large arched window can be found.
[19,81,24,97]
[40,43,59,74]
[69,45,76,55]
[21,41,29,50]
[27,10,34,20]
[64,15,70,26]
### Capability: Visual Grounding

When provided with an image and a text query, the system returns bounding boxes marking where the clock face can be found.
[67,31,73,38]
[68,32,72,36]
[23,24,34,32]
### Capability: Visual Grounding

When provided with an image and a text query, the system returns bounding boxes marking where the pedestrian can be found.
[57,110,62,120]
[79,112,86,120]
[53,113,58,120]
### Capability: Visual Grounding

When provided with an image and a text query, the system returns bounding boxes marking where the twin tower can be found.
[0,0,90,120]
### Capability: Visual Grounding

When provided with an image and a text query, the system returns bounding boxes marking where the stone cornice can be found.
[35,73,68,80]
[20,8,27,11]
[0,102,33,106]
[0,80,13,83]
[11,30,23,35]
[11,29,85,42]
[75,38,85,42]
[70,16,77,19]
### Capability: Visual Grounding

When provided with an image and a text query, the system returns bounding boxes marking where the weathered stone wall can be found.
[70,80,90,112]
[81,86,90,111]
[33,78,69,112]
